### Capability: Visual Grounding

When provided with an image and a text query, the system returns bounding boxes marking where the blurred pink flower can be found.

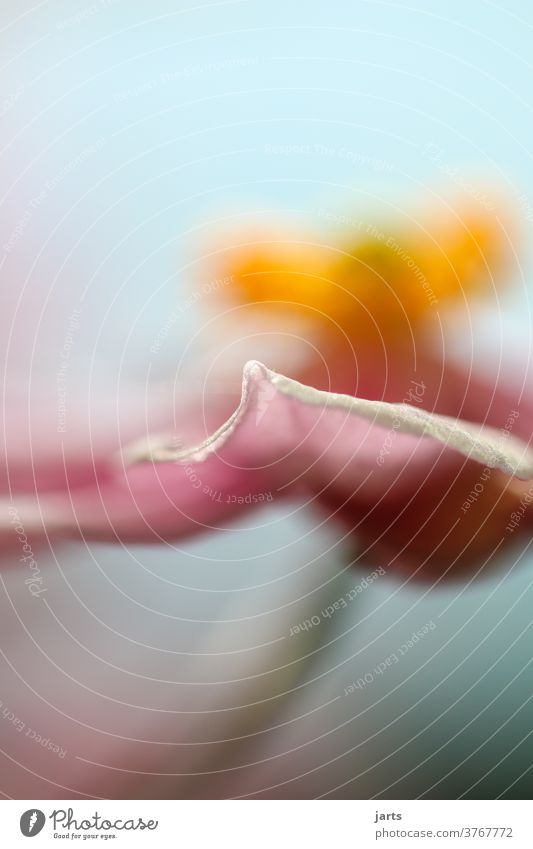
[2,191,533,799]
[3,359,533,580]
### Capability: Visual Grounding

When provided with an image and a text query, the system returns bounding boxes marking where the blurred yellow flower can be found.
[209,200,513,354]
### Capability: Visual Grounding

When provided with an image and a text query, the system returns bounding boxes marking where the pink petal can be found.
[4,362,532,557]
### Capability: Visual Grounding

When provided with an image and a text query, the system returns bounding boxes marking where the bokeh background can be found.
[1,0,533,799]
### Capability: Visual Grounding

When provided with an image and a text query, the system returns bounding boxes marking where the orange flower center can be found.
[209,201,512,351]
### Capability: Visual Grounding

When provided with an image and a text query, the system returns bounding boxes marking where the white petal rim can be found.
[125,361,533,480]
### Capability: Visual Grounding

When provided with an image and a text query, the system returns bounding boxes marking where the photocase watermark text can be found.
[150,275,233,355]
[377,379,426,466]
[289,567,385,636]
[57,309,81,432]
[343,621,436,694]
[0,699,66,758]
[8,506,46,597]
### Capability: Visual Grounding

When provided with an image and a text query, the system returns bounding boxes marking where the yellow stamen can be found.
[210,200,512,348]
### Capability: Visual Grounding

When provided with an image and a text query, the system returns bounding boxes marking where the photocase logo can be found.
[20,809,46,837]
